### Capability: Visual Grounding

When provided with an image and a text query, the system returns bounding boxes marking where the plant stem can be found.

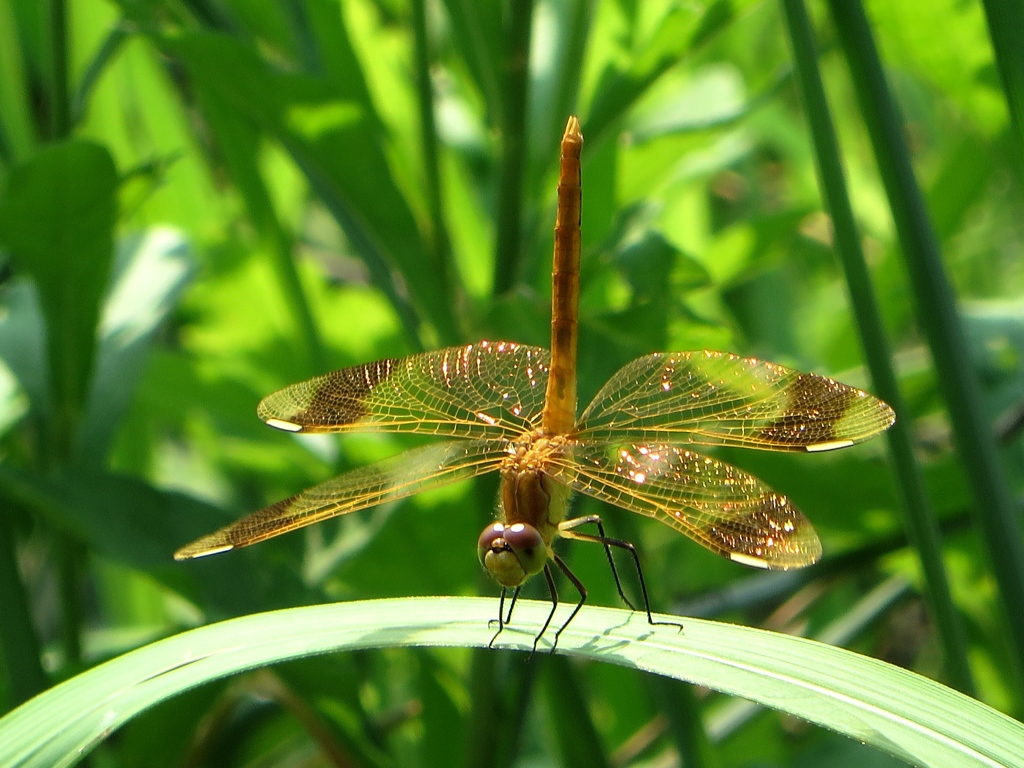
[411,0,455,319]
[48,0,69,139]
[72,22,127,127]
[546,655,612,768]
[780,0,975,696]
[829,0,1024,679]
[465,650,501,768]
[650,677,714,768]
[978,0,1024,173]
[493,0,533,295]
[0,511,47,707]
[267,222,327,374]
[57,535,83,666]
[47,0,86,672]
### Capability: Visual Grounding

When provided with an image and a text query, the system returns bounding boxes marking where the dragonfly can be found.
[175,116,895,650]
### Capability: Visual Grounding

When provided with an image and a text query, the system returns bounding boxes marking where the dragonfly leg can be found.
[505,587,520,625]
[559,517,681,632]
[532,566,560,656]
[549,554,587,652]
[559,515,637,611]
[489,587,522,648]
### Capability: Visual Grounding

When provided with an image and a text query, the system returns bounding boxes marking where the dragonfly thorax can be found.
[500,432,572,531]
[476,432,573,588]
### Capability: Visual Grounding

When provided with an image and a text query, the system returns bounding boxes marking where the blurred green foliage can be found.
[0,0,1023,765]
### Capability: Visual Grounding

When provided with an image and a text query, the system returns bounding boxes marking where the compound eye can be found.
[503,523,545,576]
[477,523,506,565]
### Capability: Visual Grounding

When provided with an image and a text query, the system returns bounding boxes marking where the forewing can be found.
[174,439,506,559]
[548,440,821,569]
[577,351,894,452]
[258,341,550,439]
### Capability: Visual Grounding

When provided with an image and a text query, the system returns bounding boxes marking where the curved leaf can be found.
[0,598,1020,768]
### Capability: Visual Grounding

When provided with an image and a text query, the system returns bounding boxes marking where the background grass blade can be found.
[493,0,534,294]
[979,0,1024,167]
[780,0,974,695]
[0,140,117,462]
[0,513,46,705]
[828,0,1024,680]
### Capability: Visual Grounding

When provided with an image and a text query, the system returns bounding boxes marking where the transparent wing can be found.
[548,440,821,569]
[576,350,894,452]
[174,439,507,559]
[257,341,550,439]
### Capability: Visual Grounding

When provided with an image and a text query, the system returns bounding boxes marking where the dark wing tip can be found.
[256,359,398,432]
[704,493,822,570]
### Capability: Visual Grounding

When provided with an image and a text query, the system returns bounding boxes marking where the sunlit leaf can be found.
[78,229,196,461]
[0,600,1020,768]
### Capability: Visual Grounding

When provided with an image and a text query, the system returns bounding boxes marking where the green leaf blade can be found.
[1,598,1021,768]
[0,140,117,453]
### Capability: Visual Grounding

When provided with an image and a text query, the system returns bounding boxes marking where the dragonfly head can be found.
[477,522,547,588]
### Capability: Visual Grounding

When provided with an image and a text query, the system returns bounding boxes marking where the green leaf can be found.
[162,31,457,347]
[78,229,196,462]
[974,0,1024,162]
[0,463,314,614]
[627,64,750,142]
[585,0,755,147]
[0,140,117,454]
[829,0,1024,680]
[0,282,46,425]
[0,0,35,163]
[1,599,1021,768]
[0,357,26,438]
[438,0,503,120]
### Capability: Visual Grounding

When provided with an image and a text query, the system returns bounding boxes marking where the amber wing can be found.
[576,350,895,451]
[552,351,895,568]
[174,439,507,559]
[257,341,550,440]
[548,441,821,569]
